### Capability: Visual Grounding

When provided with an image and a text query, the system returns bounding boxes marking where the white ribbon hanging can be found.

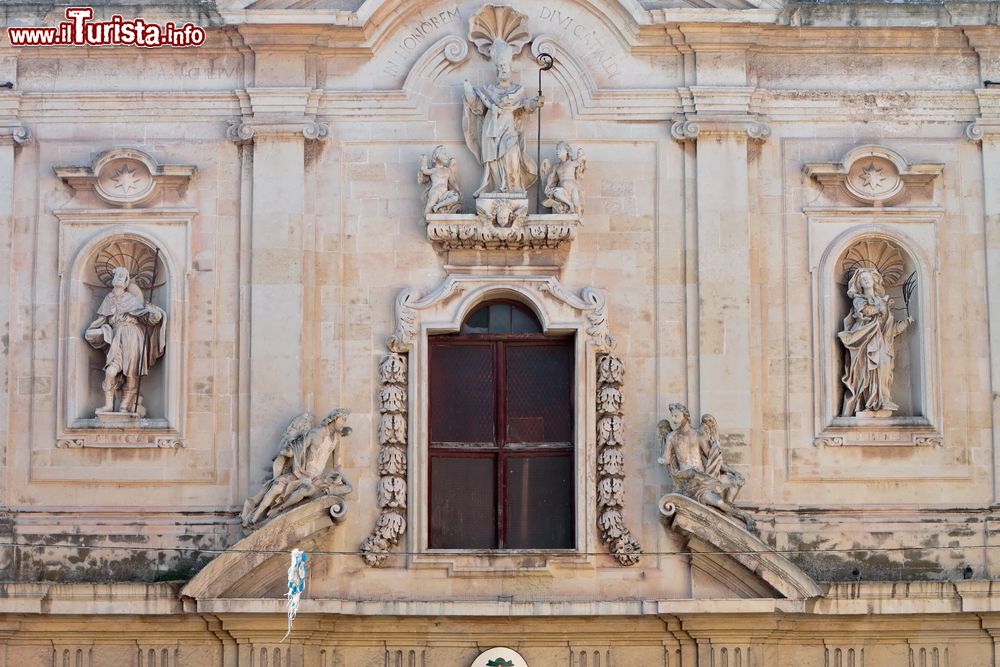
[282,548,308,642]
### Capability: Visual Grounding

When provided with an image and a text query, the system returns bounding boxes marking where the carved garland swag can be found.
[360,278,641,566]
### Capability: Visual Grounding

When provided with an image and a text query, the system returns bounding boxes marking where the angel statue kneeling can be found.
[418,145,462,214]
[241,408,352,529]
[541,141,586,214]
[658,403,756,533]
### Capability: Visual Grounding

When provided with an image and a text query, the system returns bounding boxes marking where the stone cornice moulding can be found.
[530,36,681,121]
[670,117,771,142]
[321,33,681,123]
[54,148,196,208]
[220,0,652,51]
[321,34,470,122]
[228,87,329,142]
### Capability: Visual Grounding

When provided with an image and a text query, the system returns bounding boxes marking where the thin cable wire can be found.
[2,540,995,559]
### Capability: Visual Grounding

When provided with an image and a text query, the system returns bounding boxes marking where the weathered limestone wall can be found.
[1,0,1000,648]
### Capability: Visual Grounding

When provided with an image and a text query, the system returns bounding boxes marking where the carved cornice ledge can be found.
[670,117,771,142]
[425,214,579,251]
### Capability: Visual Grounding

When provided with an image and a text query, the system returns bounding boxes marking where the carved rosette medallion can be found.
[847,156,900,203]
[54,147,196,209]
[596,352,641,565]
[361,353,409,566]
[96,157,154,205]
[803,145,943,207]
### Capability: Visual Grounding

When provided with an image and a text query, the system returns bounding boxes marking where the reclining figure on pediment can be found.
[658,403,756,534]
[241,408,353,530]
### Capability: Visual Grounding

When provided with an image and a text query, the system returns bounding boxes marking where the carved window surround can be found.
[360,274,640,570]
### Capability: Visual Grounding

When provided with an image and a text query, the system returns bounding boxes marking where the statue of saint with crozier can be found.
[462,5,543,197]
[85,264,165,417]
[658,403,756,533]
[837,240,915,418]
[242,409,352,529]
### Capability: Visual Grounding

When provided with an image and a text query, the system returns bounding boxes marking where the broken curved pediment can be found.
[181,494,348,602]
[659,493,823,601]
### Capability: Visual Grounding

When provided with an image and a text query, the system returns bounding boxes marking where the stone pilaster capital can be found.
[0,124,31,147]
[226,119,330,143]
[967,119,1000,142]
[671,116,771,143]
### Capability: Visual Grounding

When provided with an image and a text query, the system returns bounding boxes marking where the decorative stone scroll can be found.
[596,352,641,566]
[659,494,822,600]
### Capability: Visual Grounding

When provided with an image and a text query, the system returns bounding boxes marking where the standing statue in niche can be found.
[418,145,462,214]
[541,141,586,214]
[462,5,543,197]
[837,239,915,418]
[242,409,352,529]
[658,403,756,533]
[85,264,165,417]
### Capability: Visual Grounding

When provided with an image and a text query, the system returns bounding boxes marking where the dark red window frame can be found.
[428,300,575,550]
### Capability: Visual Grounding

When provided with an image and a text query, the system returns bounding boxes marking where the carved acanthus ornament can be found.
[360,354,408,566]
[426,212,578,250]
[596,351,641,565]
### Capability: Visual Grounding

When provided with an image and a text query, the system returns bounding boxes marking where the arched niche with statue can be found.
[56,231,184,448]
[53,147,194,451]
[805,145,944,450]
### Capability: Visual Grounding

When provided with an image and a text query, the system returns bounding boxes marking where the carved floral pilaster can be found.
[360,353,409,566]
[596,352,641,565]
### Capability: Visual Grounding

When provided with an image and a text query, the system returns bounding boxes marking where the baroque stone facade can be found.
[3,0,1000,664]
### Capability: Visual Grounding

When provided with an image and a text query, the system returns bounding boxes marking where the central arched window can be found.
[428,300,574,550]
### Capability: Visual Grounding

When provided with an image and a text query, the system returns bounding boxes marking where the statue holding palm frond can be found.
[838,239,916,418]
